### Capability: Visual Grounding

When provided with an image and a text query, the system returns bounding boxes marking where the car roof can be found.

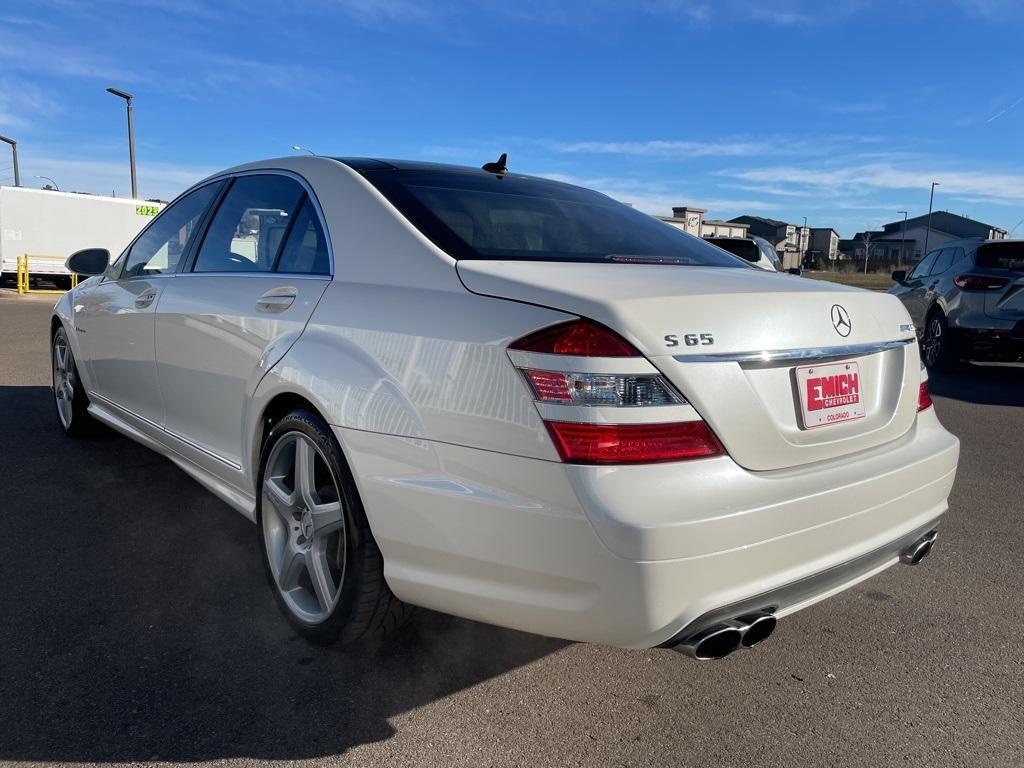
[334,157,502,175]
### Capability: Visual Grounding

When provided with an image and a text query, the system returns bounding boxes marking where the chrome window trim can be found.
[672,337,915,364]
[189,167,335,278]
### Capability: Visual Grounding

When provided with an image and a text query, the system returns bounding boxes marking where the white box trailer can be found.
[0,186,164,284]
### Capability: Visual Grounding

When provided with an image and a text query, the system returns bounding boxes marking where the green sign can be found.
[136,205,160,217]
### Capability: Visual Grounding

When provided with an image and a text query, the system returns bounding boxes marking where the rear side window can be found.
[976,242,1024,272]
[193,175,306,273]
[362,170,748,268]
[276,198,330,274]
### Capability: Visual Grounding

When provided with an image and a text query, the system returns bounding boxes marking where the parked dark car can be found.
[890,238,1024,369]
[705,235,783,272]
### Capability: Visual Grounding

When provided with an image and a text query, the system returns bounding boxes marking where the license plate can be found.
[794,360,866,429]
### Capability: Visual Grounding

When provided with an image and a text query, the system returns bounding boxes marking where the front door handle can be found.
[256,287,297,313]
[135,289,158,309]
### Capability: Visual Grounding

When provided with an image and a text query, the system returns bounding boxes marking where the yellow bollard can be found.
[17,254,28,294]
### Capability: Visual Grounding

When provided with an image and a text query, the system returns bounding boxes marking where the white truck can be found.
[1,186,164,288]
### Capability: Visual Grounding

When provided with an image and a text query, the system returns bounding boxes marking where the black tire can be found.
[921,310,958,372]
[255,409,413,645]
[51,326,93,436]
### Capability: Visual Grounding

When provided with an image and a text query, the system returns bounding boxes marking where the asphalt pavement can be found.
[1,289,1022,768]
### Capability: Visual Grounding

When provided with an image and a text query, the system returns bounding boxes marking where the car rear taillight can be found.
[509,319,726,464]
[509,319,638,357]
[544,421,724,464]
[954,274,1009,290]
[918,381,933,411]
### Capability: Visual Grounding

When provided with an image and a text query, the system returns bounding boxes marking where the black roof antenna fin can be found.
[482,152,508,175]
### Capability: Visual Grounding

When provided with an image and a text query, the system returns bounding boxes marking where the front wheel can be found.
[921,311,957,371]
[256,410,413,645]
[52,326,92,436]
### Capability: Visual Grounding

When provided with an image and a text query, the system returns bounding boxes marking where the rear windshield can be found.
[705,237,759,263]
[976,242,1024,272]
[362,169,749,268]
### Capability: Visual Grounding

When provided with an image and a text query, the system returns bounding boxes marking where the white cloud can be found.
[722,163,1024,204]
[21,156,217,200]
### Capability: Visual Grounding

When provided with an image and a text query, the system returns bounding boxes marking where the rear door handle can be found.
[135,289,158,308]
[256,287,297,313]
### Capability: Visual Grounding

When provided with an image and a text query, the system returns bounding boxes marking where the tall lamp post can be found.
[106,87,138,199]
[0,135,20,186]
[802,215,808,267]
[897,210,908,269]
[922,182,940,257]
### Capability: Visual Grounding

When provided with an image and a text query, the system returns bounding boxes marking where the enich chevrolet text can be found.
[50,155,959,660]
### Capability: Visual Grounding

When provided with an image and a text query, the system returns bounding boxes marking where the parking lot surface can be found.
[1,291,1022,768]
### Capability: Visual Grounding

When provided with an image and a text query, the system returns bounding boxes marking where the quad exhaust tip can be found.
[900,530,938,565]
[674,610,777,660]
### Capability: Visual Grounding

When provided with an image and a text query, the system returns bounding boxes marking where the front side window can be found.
[360,169,748,268]
[909,250,940,280]
[929,248,955,275]
[122,182,221,278]
[193,175,306,273]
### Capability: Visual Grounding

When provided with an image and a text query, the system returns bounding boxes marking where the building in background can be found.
[839,211,1007,266]
[657,207,750,239]
[808,227,841,263]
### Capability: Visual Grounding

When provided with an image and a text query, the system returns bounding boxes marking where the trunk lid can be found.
[459,261,921,471]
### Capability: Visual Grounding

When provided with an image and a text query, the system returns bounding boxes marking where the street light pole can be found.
[0,135,20,186]
[923,182,939,257]
[897,210,908,269]
[291,145,317,156]
[34,175,59,191]
[106,87,138,199]
[802,216,808,266]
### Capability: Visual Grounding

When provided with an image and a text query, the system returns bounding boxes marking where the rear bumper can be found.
[952,323,1024,362]
[336,408,959,649]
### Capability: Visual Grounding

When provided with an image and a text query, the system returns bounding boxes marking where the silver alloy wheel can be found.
[52,335,75,429]
[922,315,943,367]
[262,431,347,624]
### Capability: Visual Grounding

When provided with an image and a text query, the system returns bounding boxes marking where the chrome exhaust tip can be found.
[734,611,777,648]
[900,530,938,565]
[675,624,742,660]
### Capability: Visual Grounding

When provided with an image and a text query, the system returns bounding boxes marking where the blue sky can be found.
[2,0,1023,237]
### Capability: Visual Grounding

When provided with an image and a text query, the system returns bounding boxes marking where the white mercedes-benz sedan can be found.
[51,156,959,659]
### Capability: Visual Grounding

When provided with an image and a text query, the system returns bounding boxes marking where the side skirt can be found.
[87,401,257,521]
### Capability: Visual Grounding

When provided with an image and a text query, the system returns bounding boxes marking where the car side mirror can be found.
[787,267,802,276]
[891,269,907,284]
[66,248,110,276]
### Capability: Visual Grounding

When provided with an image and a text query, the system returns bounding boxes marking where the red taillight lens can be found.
[509,319,638,357]
[918,381,933,411]
[544,421,725,464]
[954,274,1009,290]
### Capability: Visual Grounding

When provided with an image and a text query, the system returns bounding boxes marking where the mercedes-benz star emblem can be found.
[830,304,852,337]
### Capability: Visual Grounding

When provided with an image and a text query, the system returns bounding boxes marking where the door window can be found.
[929,248,955,275]
[122,182,222,278]
[275,198,331,275]
[909,250,940,280]
[193,175,306,273]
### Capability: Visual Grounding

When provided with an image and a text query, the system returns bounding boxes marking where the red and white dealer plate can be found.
[794,360,866,429]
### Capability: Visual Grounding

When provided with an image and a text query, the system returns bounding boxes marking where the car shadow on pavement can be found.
[0,385,568,763]
[927,363,1024,408]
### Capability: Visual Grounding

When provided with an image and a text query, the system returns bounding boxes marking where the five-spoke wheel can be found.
[256,409,413,643]
[51,326,90,435]
[262,431,347,624]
